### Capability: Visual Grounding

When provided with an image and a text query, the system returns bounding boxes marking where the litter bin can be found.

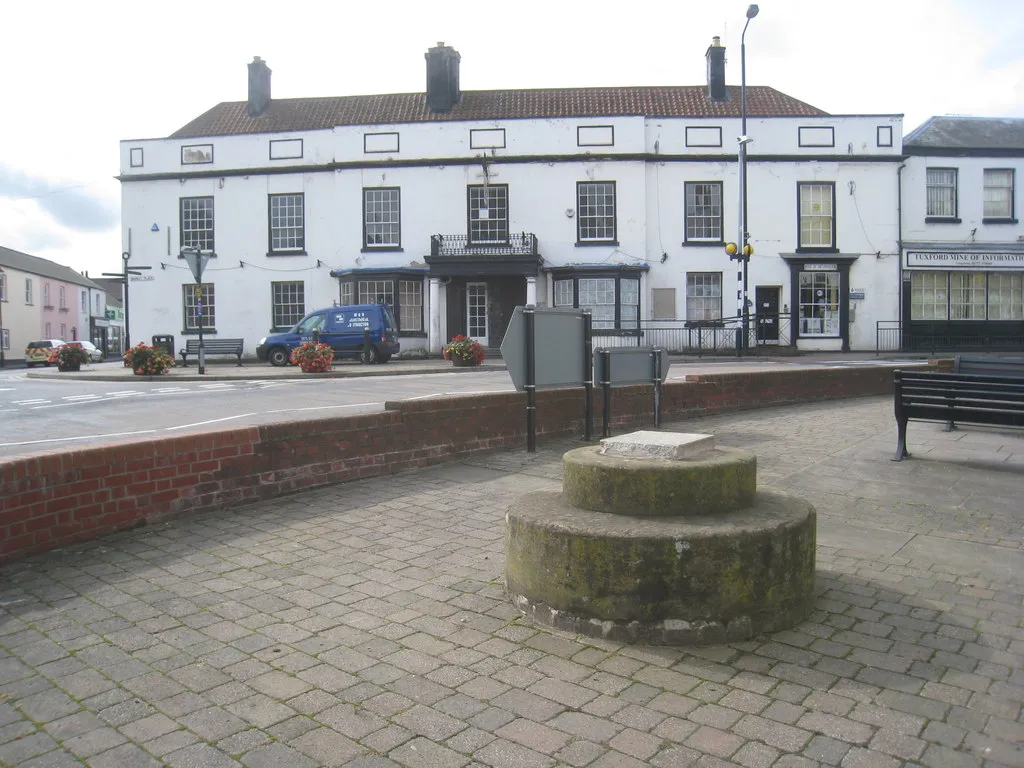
[152,335,174,356]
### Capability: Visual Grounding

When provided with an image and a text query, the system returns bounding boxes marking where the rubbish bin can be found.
[152,335,174,356]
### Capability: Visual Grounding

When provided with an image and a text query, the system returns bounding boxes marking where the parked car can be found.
[257,304,400,366]
[24,339,66,367]
[77,341,105,363]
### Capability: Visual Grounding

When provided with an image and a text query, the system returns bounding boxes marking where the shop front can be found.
[782,255,859,352]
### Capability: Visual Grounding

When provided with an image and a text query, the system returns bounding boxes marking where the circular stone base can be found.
[505,491,815,645]
[563,445,756,517]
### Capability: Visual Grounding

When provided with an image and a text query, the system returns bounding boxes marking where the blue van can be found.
[257,304,400,366]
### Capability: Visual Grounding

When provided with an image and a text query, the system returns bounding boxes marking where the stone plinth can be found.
[600,431,715,460]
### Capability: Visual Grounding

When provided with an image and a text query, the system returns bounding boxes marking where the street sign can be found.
[500,306,588,392]
[183,250,211,282]
[594,347,670,386]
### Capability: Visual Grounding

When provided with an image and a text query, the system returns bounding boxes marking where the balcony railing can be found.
[430,232,538,257]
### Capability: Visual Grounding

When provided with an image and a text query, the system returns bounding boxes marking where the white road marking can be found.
[13,399,48,404]
[263,403,382,414]
[166,413,257,430]
[154,387,188,393]
[106,390,142,396]
[0,388,15,392]
[199,383,233,388]
[0,429,158,448]
[62,394,100,401]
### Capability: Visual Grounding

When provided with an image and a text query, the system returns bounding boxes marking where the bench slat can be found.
[179,339,244,367]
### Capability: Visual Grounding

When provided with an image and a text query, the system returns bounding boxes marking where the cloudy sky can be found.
[2,0,1021,278]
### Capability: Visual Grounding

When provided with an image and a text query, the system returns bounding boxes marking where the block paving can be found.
[1,395,1022,767]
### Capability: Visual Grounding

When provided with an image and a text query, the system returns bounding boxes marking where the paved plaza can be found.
[1,395,1022,767]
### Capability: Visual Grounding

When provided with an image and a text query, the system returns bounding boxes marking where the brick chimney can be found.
[248,56,272,117]
[705,37,727,102]
[425,42,461,113]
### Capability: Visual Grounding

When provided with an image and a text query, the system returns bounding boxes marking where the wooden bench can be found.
[893,369,1024,461]
[947,356,1024,430]
[179,338,244,366]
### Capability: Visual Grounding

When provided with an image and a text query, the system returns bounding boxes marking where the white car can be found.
[77,341,105,363]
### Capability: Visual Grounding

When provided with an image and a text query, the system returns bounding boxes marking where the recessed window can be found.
[684,182,723,243]
[268,193,305,253]
[553,272,639,330]
[468,184,509,244]
[269,139,303,160]
[25,278,33,305]
[183,283,215,330]
[577,181,617,244]
[181,144,213,164]
[652,288,676,320]
[798,182,836,249]
[363,188,401,249]
[798,270,840,336]
[364,132,399,153]
[44,322,51,337]
[876,126,893,148]
[470,129,505,149]
[685,126,723,148]
[686,273,722,321]
[926,168,958,219]
[577,126,614,147]
[798,126,834,148]
[130,147,144,167]
[59,286,66,309]
[60,323,66,340]
[983,169,1014,219]
[337,275,423,333]
[180,197,215,251]
[0,272,5,302]
[43,283,51,308]
[81,290,87,312]
[271,281,305,330]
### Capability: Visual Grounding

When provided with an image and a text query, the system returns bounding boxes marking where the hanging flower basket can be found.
[290,341,334,373]
[442,335,485,366]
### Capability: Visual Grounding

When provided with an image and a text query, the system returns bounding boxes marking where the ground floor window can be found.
[1,329,8,351]
[271,281,305,330]
[552,272,640,330]
[183,283,215,330]
[685,273,722,322]
[337,273,424,333]
[798,270,840,336]
[910,271,1023,320]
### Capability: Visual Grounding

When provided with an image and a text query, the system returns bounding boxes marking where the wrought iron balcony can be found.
[430,232,538,257]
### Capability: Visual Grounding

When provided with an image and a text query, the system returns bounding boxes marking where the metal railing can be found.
[430,232,538,257]
[593,313,792,356]
[876,320,1024,355]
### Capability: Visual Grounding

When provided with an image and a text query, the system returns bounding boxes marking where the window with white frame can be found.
[59,286,66,309]
[81,290,87,312]
[686,273,722,321]
[910,272,948,320]
[0,272,5,302]
[399,280,423,332]
[684,182,723,242]
[576,182,617,243]
[183,283,215,330]
[949,272,986,320]
[338,275,423,333]
[271,281,305,329]
[268,193,304,253]
[552,273,639,330]
[45,322,51,337]
[468,185,509,244]
[926,168,957,218]
[95,294,101,314]
[25,278,33,304]
[983,169,1014,219]
[988,273,1023,320]
[358,280,394,307]
[340,282,354,306]
[43,283,51,307]
[363,188,401,248]
[798,270,840,336]
[798,183,835,248]
[180,197,215,251]
[60,323,66,339]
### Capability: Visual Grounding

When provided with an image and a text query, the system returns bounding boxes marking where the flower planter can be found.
[451,357,479,367]
[57,363,81,372]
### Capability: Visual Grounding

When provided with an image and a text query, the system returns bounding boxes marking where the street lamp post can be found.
[735,3,759,353]
[102,252,151,354]
[180,247,212,375]
[0,265,6,368]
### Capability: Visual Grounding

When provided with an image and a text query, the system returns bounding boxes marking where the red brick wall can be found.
[0,366,904,564]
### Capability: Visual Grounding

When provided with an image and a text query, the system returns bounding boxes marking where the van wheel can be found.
[268,347,290,367]
[361,346,379,364]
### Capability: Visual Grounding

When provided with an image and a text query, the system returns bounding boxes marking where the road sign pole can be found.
[583,311,593,442]
[525,307,536,453]
[653,348,663,428]
[601,349,612,438]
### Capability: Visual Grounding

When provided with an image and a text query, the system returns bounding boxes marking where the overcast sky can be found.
[1,0,1021,279]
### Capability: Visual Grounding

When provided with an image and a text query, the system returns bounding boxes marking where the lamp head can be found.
[737,135,753,145]
[746,4,759,19]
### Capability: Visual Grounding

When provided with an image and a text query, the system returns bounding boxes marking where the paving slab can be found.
[1,395,1022,768]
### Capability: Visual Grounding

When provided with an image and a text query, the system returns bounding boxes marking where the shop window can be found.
[949,272,986,320]
[798,271,840,336]
[552,273,639,330]
[910,272,948,320]
[988,273,1023,320]
[337,274,423,333]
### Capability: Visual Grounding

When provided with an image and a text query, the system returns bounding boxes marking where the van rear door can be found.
[326,308,372,354]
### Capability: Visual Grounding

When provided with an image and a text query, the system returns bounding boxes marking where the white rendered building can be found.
[119,41,904,356]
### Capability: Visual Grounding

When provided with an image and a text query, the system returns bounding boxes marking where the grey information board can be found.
[594,347,670,386]
[500,306,588,392]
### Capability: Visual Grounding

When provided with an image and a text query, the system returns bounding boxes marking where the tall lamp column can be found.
[734,3,759,353]
[0,266,6,368]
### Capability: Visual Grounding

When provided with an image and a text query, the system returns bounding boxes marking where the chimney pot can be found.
[425,42,461,113]
[705,37,727,102]
[247,56,272,117]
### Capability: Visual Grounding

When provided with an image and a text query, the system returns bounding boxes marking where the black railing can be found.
[876,320,1024,355]
[430,232,538,257]
[592,313,792,356]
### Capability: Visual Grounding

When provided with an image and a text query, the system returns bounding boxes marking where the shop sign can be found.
[849,289,865,300]
[804,263,838,271]
[906,251,1024,268]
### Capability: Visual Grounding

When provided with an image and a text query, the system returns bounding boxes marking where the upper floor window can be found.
[180,197,215,251]
[268,193,305,253]
[798,182,835,249]
[81,290,87,312]
[43,282,51,307]
[25,278,32,305]
[363,188,401,249]
[684,182,723,243]
[926,168,957,219]
[0,272,5,301]
[983,169,1015,220]
[59,286,66,309]
[577,181,617,243]
[468,184,509,244]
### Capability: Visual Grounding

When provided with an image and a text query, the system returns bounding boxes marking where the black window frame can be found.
[271,281,306,331]
[467,184,509,245]
[362,187,403,251]
[182,283,216,333]
[796,181,837,253]
[684,181,724,245]
[335,272,426,336]
[550,269,642,333]
[576,181,618,245]
[267,193,306,255]
[179,196,215,252]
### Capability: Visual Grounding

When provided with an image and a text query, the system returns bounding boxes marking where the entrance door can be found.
[467,283,488,345]
[755,286,780,343]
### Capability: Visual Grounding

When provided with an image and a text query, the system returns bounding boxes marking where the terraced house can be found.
[119,40,907,356]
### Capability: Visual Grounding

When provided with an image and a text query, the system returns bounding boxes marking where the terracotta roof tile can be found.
[169,86,827,139]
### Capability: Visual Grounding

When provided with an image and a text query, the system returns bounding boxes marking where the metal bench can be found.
[179,338,244,366]
[947,356,1024,430]
[893,369,1024,461]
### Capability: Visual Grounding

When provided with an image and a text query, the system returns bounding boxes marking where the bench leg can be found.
[893,418,911,461]
[943,420,955,432]
[179,354,188,368]
[236,354,243,367]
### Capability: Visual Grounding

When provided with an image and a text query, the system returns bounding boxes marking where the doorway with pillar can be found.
[440,275,535,351]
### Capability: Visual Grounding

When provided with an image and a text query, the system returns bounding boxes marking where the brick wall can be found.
[0,366,904,563]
